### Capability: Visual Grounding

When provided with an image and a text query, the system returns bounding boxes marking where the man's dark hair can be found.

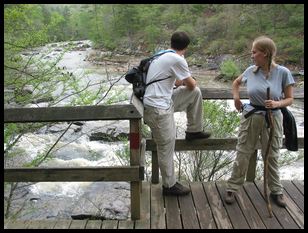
[171,31,190,50]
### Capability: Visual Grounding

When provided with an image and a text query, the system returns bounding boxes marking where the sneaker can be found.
[162,182,191,196]
[270,193,286,208]
[185,131,211,141]
[225,191,235,204]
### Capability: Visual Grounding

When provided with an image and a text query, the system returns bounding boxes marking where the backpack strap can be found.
[152,49,176,58]
[145,49,176,86]
[146,76,172,86]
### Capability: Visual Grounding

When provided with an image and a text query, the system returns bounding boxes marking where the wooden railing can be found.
[4,87,304,220]
[4,101,144,220]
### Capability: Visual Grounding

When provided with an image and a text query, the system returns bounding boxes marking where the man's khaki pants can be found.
[144,86,203,188]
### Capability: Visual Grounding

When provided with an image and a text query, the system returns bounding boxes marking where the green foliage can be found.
[144,25,161,48]
[203,100,240,137]
[71,90,97,106]
[276,37,304,64]
[23,149,54,167]
[219,59,241,81]
[4,124,18,145]
[206,39,228,55]
[5,4,304,64]
[4,5,48,47]
[104,87,129,105]
[4,123,47,154]
[232,36,248,54]
[115,141,130,166]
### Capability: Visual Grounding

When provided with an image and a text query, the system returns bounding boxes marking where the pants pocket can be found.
[272,113,283,150]
[237,116,250,145]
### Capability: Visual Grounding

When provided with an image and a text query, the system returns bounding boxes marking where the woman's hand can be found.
[234,98,243,112]
[264,100,280,109]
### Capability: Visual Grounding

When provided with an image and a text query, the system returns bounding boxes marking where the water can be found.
[4,40,304,220]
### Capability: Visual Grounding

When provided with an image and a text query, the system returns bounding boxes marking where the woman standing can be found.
[225,36,295,207]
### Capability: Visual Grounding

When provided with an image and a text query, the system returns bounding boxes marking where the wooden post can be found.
[246,150,258,182]
[130,119,141,220]
[152,151,159,184]
[139,139,146,193]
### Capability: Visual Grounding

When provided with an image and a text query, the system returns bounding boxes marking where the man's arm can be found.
[182,77,196,90]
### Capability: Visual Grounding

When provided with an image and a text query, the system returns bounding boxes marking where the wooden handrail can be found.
[200,87,304,99]
[4,87,304,123]
[146,138,304,151]
[4,166,144,182]
[4,104,142,123]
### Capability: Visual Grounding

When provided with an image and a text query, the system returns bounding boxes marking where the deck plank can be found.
[4,220,28,229]
[69,219,88,229]
[282,180,304,212]
[26,220,57,229]
[243,182,282,229]
[190,182,217,229]
[135,181,151,229]
[165,195,182,229]
[150,183,165,229]
[235,184,266,229]
[178,182,200,229]
[203,182,233,229]
[85,220,102,229]
[280,185,304,229]
[255,180,299,229]
[292,180,304,195]
[216,181,250,229]
[53,220,72,229]
[101,220,118,229]
[118,220,134,229]
[4,181,304,229]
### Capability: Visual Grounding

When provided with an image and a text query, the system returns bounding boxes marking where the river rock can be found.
[70,182,130,220]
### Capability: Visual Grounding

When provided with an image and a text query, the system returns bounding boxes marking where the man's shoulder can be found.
[161,52,186,65]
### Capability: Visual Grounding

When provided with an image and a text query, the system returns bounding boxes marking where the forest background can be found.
[4,4,304,67]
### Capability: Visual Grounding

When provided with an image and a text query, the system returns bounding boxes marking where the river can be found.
[4,40,304,220]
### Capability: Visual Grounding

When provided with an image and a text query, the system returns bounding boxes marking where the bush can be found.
[175,100,241,182]
[219,59,241,80]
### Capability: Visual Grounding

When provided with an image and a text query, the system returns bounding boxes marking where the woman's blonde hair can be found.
[252,36,277,73]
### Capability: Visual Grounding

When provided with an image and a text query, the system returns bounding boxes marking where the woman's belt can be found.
[244,104,279,128]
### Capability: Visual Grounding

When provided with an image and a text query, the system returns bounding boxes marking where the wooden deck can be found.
[4,180,304,229]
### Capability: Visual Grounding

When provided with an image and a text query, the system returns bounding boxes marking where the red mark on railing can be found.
[130,133,140,149]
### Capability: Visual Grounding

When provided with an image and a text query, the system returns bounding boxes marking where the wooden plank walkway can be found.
[4,180,304,229]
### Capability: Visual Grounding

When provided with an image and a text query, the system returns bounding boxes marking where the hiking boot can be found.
[185,131,211,141]
[270,193,286,208]
[162,182,191,196]
[225,191,235,204]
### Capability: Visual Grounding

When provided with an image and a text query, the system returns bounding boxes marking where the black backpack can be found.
[125,50,175,101]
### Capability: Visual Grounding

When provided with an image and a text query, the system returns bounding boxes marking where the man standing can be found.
[143,31,211,196]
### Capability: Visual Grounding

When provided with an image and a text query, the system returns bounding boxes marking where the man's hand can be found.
[174,79,184,87]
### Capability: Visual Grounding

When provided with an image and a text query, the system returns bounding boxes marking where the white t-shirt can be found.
[143,52,191,109]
